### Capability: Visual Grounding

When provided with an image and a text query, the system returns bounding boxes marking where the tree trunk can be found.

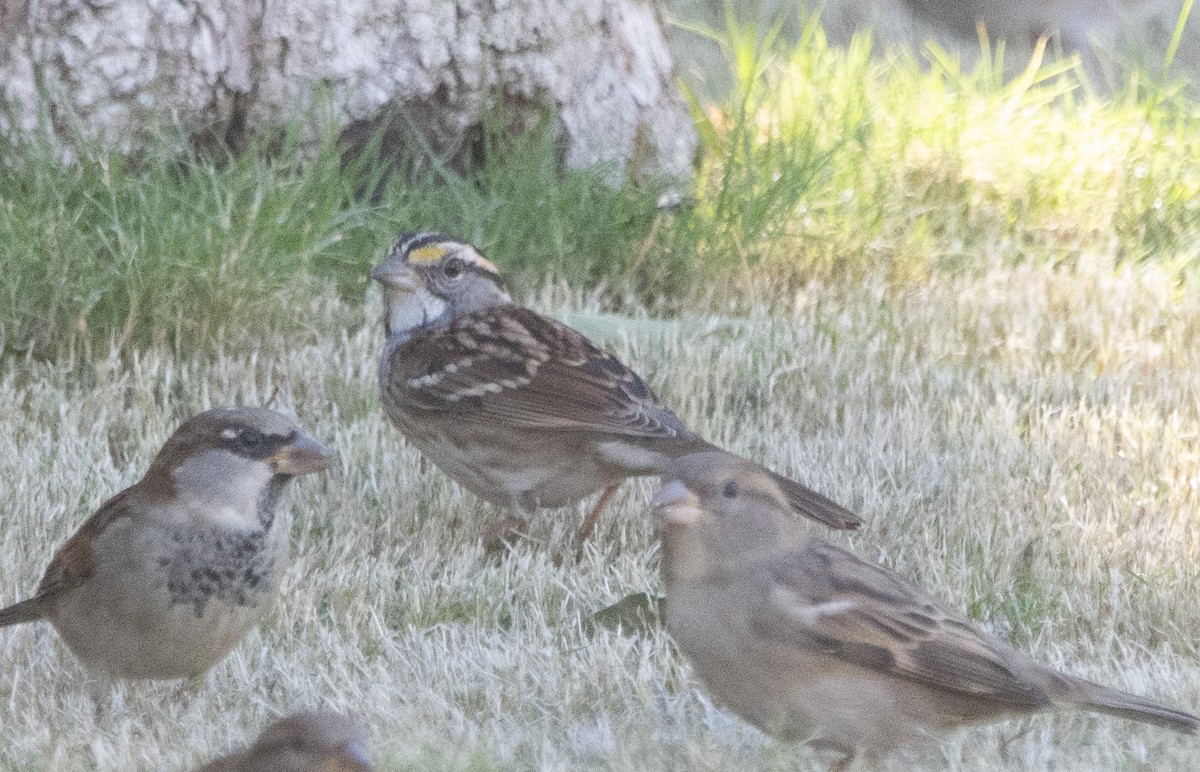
[0,0,697,181]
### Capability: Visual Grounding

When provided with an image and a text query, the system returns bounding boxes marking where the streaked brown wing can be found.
[33,488,139,604]
[385,305,689,439]
[750,541,1051,710]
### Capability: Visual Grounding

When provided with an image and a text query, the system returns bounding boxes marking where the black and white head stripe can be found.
[393,231,454,260]
[392,232,506,286]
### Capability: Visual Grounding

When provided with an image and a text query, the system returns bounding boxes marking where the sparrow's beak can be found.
[270,433,333,476]
[371,259,419,293]
[652,479,703,526]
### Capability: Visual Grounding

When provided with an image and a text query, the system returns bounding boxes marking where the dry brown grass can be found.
[1,262,1198,770]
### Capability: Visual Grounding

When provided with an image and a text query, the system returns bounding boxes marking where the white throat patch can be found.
[387,286,449,338]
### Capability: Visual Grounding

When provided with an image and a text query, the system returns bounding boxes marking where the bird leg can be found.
[575,483,619,557]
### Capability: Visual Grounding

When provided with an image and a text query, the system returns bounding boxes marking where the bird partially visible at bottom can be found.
[194,712,371,772]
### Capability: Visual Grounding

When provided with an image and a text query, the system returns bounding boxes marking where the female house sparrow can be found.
[0,407,332,680]
[194,712,371,772]
[372,232,861,545]
[655,452,1197,766]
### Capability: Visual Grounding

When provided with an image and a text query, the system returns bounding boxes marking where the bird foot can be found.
[483,514,529,557]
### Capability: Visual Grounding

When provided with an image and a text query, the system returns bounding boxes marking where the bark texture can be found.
[0,0,696,180]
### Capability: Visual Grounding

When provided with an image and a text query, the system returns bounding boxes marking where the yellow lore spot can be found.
[407,245,448,264]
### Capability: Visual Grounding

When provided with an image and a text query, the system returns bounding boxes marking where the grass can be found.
[2,12,1200,357]
[2,269,1199,769]
[0,115,669,359]
[1,5,1200,770]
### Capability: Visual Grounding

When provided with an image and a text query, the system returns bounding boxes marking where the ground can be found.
[1,262,1198,769]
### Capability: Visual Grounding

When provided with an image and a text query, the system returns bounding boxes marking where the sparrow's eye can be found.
[237,428,265,451]
[443,258,465,280]
[722,480,739,499]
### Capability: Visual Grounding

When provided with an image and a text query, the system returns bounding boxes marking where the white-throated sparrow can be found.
[372,232,862,546]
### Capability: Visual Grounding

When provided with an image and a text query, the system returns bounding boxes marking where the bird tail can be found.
[0,597,46,628]
[678,439,863,531]
[765,469,862,531]
[1065,676,1198,734]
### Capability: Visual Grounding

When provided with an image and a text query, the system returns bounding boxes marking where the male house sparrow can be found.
[655,452,1197,766]
[194,712,371,772]
[372,232,861,545]
[0,407,332,680]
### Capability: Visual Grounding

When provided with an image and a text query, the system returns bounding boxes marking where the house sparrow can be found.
[655,451,1197,765]
[194,712,371,772]
[0,407,332,680]
[372,232,861,547]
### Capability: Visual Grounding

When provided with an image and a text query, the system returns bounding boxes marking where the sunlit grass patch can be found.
[673,14,1200,293]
